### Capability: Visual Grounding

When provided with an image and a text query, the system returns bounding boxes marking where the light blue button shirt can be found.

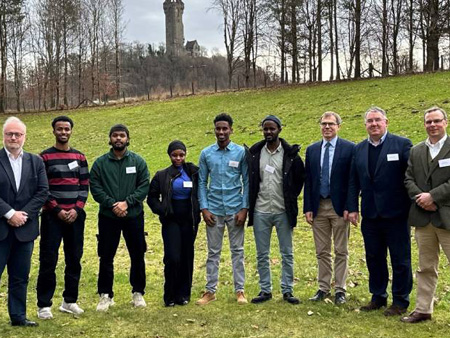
[198,141,249,216]
[320,136,338,181]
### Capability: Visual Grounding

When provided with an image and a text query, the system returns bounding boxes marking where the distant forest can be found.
[0,0,449,112]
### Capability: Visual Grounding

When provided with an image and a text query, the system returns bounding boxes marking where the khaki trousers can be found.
[414,224,450,314]
[312,199,349,293]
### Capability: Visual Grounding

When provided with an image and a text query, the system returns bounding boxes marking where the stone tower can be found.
[163,0,185,57]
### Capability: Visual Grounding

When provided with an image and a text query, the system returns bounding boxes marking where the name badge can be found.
[265,164,275,173]
[229,160,239,168]
[387,153,399,161]
[68,161,79,170]
[439,158,450,168]
[183,181,193,188]
[126,166,136,174]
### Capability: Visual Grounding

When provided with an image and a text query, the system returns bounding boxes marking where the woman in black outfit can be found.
[147,140,200,306]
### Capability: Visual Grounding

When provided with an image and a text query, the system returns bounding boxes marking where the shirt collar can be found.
[368,131,388,147]
[214,141,234,151]
[425,134,448,148]
[5,148,23,160]
[322,136,338,148]
[264,141,283,154]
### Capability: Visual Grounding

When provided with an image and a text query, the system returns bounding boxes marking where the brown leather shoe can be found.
[195,291,216,306]
[360,301,386,311]
[384,304,407,316]
[237,291,248,305]
[401,311,432,323]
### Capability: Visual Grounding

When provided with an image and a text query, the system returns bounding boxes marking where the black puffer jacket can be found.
[245,138,305,228]
[147,162,200,226]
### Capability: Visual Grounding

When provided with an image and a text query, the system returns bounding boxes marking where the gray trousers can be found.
[253,211,294,294]
[205,214,245,293]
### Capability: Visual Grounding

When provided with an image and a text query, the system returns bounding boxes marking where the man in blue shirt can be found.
[196,113,249,305]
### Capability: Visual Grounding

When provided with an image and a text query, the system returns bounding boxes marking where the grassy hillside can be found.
[1,72,450,337]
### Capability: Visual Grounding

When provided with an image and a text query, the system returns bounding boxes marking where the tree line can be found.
[1,0,449,113]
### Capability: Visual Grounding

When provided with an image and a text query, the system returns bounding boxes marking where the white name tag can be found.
[265,164,275,173]
[229,160,239,168]
[439,158,450,168]
[387,153,399,161]
[68,161,79,170]
[183,181,193,188]
[126,166,136,174]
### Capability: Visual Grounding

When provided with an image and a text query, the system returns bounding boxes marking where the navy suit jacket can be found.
[0,148,48,242]
[303,137,355,217]
[347,133,412,219]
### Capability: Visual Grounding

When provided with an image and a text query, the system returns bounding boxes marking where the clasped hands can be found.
[112,201,128,217]
[7,211,28,227]
[415,192,437,211]
[202,208,248,227]
[58,209,78,223]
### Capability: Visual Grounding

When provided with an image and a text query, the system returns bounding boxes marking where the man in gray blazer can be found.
[402,106,450,323]
[0,117,48,326]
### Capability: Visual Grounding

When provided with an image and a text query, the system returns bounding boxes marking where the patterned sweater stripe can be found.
[40,147,89,213]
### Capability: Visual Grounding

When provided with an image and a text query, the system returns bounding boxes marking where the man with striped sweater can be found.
[36,116,89,320]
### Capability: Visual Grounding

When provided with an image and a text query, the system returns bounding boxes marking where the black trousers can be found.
[0,231,34,322]
[161,199,197,305]
[37,210,85,307]
[361,216,413,308]
[97,212,146,297]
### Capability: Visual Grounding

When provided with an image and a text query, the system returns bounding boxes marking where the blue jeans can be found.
[253,212,293,294]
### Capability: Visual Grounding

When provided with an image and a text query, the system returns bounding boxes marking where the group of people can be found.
[0,105,449,328]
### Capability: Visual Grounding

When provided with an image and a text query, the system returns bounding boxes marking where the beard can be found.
[111,141,129,151]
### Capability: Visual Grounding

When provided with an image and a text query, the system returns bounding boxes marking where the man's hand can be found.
[234,208,248,227]
[343,210,349,221]
[415,193,435,210]
[113,201,128,218]
[202,209,216,227]
[305,212,314,225]
[65,209,78,223]
[7,211,28,227]
[422,203,438,212]
[348,212,359,226]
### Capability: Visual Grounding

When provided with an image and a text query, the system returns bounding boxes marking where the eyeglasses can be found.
[4,132,25,138]
[365,118,385,124]
[425,118,446,126]
[320,122,338,127]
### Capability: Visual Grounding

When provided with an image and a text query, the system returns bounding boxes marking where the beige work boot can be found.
[237,291,248,305]
[195,291,216,305]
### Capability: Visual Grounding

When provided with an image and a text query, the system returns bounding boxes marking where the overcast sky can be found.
[122,0,225,53]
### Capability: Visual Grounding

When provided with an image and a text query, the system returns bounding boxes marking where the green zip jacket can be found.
[90,149,150,219]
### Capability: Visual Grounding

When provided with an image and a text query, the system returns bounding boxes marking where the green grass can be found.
[1,72,450,337]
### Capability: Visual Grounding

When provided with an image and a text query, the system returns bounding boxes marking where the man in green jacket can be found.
[90,124,150,312]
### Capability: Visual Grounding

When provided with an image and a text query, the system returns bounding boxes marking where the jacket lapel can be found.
[419,142,430,179]
[314,142,322,177]
[0,148,18,192]
[331,138,341,176]
[427,138,450,180]
[17,152,30,195]
[375,133,392,176]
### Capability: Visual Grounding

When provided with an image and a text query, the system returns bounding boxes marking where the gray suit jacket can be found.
[405,137,450,230]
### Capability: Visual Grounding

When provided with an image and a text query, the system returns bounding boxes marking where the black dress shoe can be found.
[283,292,300,305]
[360,300,387,311]
[11,319,39,327]
[309,290,331,302]
[384,304,407,316]
[335,292,346,305]
[401,311,432,323]
[251,291,272,304]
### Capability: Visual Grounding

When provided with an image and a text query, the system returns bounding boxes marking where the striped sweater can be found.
[40,147,89,214]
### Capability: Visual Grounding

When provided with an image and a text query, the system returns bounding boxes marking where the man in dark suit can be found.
[304,111,354,305]
[402,106,450,323]
[348,106,413,316]
[0,117,48,326]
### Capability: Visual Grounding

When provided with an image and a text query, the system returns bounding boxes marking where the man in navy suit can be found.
[0,117,48,326]
[304,111,354,305]
[348,106,412,316]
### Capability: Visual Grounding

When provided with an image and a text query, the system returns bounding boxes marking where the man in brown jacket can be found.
[402,106,450,323]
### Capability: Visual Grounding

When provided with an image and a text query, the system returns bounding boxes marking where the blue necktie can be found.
[320,142,331,198]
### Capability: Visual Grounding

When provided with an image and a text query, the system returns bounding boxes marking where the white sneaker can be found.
[131,292,146,308]
[37,307,53,320]
[59,300,84,315]
[96,293,115,312]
